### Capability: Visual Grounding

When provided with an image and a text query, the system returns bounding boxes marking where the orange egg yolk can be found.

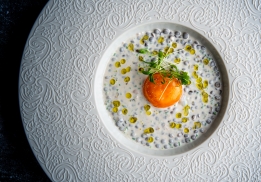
[143,73,182,108]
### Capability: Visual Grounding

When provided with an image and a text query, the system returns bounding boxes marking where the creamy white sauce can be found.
[103,29,222,150]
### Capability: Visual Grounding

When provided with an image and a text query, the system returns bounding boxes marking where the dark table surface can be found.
[0,0,51,181]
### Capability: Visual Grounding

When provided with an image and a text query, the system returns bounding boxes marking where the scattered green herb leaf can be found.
[136,47,191,85]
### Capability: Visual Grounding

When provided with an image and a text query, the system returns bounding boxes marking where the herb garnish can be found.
[137,47,191,85]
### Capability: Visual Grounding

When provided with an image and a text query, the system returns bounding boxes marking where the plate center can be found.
[94,22,229,156]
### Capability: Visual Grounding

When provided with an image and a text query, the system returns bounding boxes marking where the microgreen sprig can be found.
[136,47,190,85]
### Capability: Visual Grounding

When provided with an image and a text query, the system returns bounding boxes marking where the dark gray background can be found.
[0,0,50,181]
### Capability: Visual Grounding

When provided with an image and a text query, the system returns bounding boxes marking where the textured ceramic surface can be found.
[19,0,261,181]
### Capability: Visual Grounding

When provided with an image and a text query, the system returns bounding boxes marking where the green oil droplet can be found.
[115,62,121,68]
[164,46,170,52]
[196,77,202,83]
[128,43,134,51]
[122,108,128,115]
[164,47,173,53]
[144,104,151,111]
[139,56,144,61]
[138,67,144,72]
[170,122,176,128]
[147,137,154,143]
[182,117,188,123]
[174,58,181,64]
[143,35,149,40]
[172,42,177,48]
[129,116,137,123]
[194,122,202,129]
[203,59,209,65]
[175,123,182,129]
[190,49,195,55]
[152,51,158,55]
[144,127,154,134]
[158,37,164,43]
[203,80,208,88]
[192,71,198,78]
[176,113,182,118]
[121,68,127,74]
[202,91,209,103]
[112,100,120,107]
[112,107,118,113]
[196,83,203,90]
[110,79,116,85]
[203,97,208,103]
[126,66,131,72]
[146,111,151,115]
[185,45,192,51]
[124,76,130,82]
[183,105,190,116]
[126,92,132,99]
[120,59,126,64]
[140,35,149,45]
[202,91,208,97]
[193,65,198,71]
[184,128,189,133]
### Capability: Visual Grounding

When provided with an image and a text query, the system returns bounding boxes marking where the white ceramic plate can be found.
[19,0,261,181]
[96,22,229,156]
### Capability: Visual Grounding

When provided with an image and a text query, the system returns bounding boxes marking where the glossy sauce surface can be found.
[103,29,222,150]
